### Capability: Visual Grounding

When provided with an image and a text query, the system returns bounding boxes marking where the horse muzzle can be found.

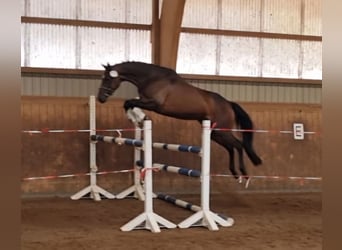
[97,95,107,103]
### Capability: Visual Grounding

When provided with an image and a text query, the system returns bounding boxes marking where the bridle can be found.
[99,75,115,97]
[99,86,114,97]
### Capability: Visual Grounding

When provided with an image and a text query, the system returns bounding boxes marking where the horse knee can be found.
[124,99,142,111]
[124,100,133,110]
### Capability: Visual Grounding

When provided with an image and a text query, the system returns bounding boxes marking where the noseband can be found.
[99,86,114,97]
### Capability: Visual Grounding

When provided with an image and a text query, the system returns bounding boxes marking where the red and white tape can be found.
[22,168,321,186]
[22,169,135,181]
[212,173,321,180]
[22,128,141,134]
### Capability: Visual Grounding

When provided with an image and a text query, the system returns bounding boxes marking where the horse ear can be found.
[101,63,112,70]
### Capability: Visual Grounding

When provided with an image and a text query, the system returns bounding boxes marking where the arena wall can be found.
[21,74,321,104]
[21,96,321,197]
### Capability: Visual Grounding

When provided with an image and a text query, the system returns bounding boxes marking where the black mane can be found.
[113,61,178,78]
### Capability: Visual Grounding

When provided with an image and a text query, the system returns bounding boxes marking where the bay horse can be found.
[97,61,262,181]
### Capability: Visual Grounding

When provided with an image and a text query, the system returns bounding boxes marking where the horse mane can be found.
[115,61,179,78]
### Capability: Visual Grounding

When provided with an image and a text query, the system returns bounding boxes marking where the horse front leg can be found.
[124,98,159,112]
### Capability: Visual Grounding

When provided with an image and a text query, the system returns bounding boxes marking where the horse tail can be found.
[231,102,262,166]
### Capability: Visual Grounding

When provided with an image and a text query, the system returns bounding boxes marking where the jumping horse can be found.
[97,61,262,181]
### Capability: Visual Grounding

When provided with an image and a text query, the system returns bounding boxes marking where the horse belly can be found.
[160,97,208,120]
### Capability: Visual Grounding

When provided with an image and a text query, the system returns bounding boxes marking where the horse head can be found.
[97,63,122,103]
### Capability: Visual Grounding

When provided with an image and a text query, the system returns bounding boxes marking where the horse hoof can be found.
[244,178,251,189]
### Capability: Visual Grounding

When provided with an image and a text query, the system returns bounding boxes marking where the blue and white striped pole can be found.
[90,134,143,147]
[157,193,200,212]
[156,193,228,220]
[136,160,201,178]
[152,142,201,154]
[154,163,201,177]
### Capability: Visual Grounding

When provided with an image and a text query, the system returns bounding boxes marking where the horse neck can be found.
[115,63,146,88]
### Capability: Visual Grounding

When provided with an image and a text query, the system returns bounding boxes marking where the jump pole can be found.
[71,95,115,201]
[156,193,228,220]
[178,120,234,230]
[87,132,146,200]
[120,120,177,233]
[136,160,201,178]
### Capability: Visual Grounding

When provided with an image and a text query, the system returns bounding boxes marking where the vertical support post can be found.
[133,127,145,199]
[89,95,98,194]
[71,96,115,201]
[143,120,153,213]
[178,120,234,230]
[116,125,145,200]
[120,120,177,233]
[201,120,211,212]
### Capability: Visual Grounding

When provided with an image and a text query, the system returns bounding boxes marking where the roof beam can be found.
[158,0,185,69]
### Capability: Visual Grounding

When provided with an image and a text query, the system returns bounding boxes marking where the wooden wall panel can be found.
[21,96,321,196]
[21,75,322,104]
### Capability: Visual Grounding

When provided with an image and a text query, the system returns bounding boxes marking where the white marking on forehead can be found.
[109,70,118,78]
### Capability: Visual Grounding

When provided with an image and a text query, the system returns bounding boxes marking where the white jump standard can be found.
[120,120,177,233]
[115,127,145,200]
[71,96,115,201]
[177,120,234,230]
[150,120,234,231]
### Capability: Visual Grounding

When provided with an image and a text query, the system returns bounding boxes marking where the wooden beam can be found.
[181,27,322,41]
[21,16,151,30]
[159,0,186,69]
[181,74,322,85]
[21,67,102,78]
[151,0,161,64]
[21,17,321,42]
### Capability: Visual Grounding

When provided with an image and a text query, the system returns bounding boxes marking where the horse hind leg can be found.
[211,131,239,179]
[211,130,250,183]
[236,146,249,179]
[230,137,252,182]
[226,145,239,179]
